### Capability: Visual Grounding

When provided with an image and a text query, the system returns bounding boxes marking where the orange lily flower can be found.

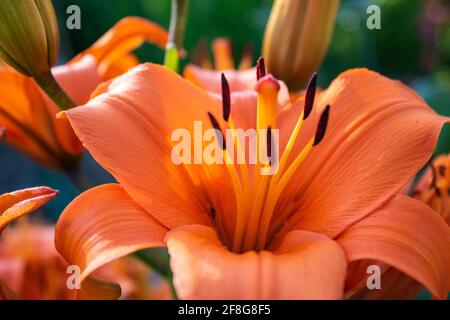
[0,186,57,299]
[345,155,450,300]
[55,61,450,299]
[413,154,450,224]
[0,221,170,300]
[0,17,167,170]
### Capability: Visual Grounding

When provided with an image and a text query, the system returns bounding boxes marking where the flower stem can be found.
[164,0,189,72]
[134,248,178,299]
[34,70,76,110]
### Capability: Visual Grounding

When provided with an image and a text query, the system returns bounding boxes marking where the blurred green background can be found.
[0,0,449,222]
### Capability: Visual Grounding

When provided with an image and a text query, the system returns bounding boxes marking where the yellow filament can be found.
[229,117,250,196]
[256,138,315,251]
[242,173,270,252]
[272,111,305,186]
[226,151,246,252]
[229,116,252,252]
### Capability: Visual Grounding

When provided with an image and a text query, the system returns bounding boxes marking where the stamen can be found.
[239,43,254,70]
[303,73,317,120]
[212,38,234,70]
[256,57,266,81]
[221,73,231,122]
[313,105,330,146]
[255,105,332,250]
[194,38,212,69]
[267,127,272,158]
[207,112,226,150]
[256,138,315,251]
[207,111,246,252]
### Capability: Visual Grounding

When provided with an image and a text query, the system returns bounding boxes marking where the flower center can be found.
[207,58,330,253]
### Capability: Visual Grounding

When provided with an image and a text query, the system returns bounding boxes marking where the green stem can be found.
[34,70,76,110]
[164,0,189,72]
[134,249,178,299]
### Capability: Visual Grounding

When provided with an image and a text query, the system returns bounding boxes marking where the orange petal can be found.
[166,225,347,299]
[43,56,102,156]
[71,17,168,80]
[101,53,140,81]
[64,63,219,228]
[55,184,168,281]
[0,71,63,167]
[337,194,450,299]
[347,265,423,300]
[0,187,58,233]
[184,65,257,93]
[77,276,121,300]
[278,69,448,238]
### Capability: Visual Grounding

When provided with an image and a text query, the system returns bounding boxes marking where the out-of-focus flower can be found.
[263,0,340,90]
[0,221,170,300]
[0,222,71,299]
[54,60,450,299]
[70,17,168,81]
[414,154,450,224]
[0,0,59,78]
[0,17,167,170]
[345,154,450,300]
[0,186,57,298]
[184,38,258,93]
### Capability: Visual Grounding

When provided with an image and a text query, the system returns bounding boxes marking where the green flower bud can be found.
[0,0,59,77]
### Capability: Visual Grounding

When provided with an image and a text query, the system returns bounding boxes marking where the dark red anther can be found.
[313,105,330,146]
[256,57,266,81]
[304,73,317,120]
[221,73,231,122]
[267,127,272,158]
[207,112,226,150]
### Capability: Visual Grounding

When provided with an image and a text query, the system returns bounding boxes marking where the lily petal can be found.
[184,65,257,93]
[0,71,62,166]
[55,184,167,281]
[77,276,122,300]
[0,187,58,233]
[71,17,168,80]
[337,194,450,299]
[166,225,347,299]
[278,69,448,238]
[44,55,102,156]
[64,63,221,228]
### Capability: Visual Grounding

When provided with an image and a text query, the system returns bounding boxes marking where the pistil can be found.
[207,66,331,253]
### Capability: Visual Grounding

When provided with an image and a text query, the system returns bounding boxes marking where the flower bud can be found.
[263,0,339,90]
[0,0,59,78]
